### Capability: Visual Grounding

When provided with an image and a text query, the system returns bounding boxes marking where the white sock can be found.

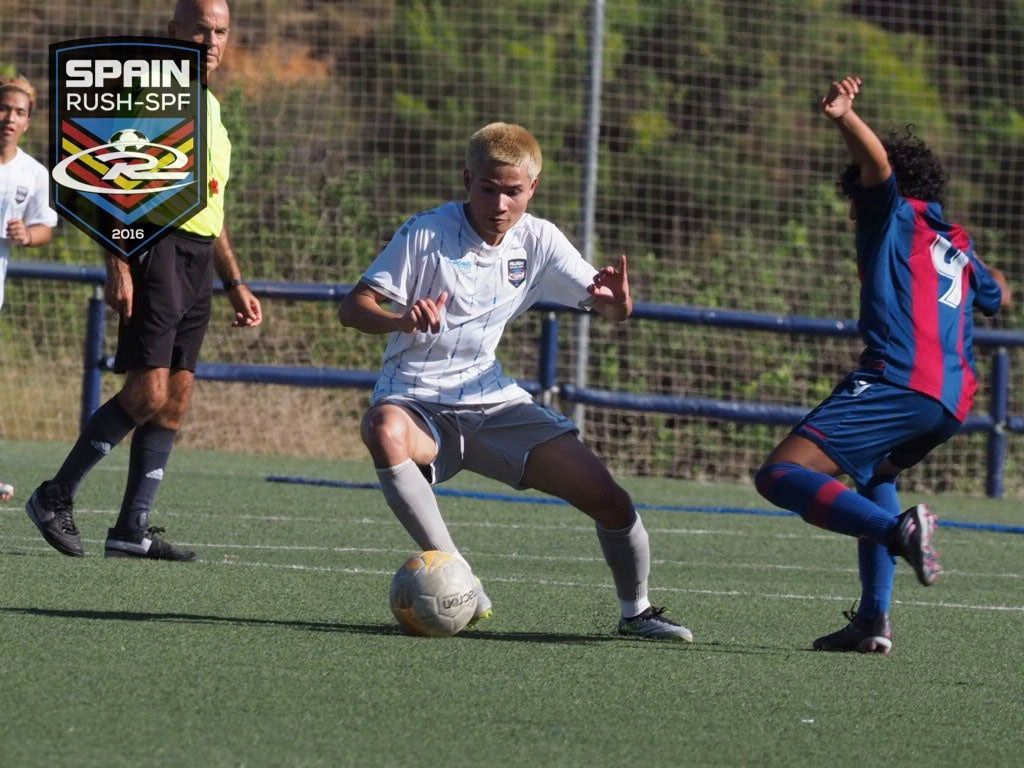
[595,513,652,618]
[376,459,458,553]
[377,460,491,615]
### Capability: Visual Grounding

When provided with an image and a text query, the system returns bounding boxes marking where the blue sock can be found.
[113,423,176,537]
[755,462,898,546]
[856,477,899,618]
[54,397,137,497]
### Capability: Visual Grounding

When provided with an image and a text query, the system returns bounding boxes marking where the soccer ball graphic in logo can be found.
[389,550,478,637]
[108,129,149,152]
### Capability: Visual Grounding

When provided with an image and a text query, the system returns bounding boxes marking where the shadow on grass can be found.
[690,640,807,654]
[459,628,622,645]
[0,605,404,637]
[0,606,795,651]
[0,606,646,645]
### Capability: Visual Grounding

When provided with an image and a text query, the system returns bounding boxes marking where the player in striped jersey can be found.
[755,76,1011,654]
[339,122,692,641]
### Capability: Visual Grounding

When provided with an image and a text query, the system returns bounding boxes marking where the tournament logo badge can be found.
[507,257,527,287]
[49,37,207,260]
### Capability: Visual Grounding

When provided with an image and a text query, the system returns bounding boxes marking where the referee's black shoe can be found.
[104,526,196,561]
[25,481,84,557]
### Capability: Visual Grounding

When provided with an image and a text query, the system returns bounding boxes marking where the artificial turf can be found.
[1,440,1021,767]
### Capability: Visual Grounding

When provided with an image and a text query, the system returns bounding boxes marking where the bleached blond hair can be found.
[0,75,36,115]
[465,122,543,180]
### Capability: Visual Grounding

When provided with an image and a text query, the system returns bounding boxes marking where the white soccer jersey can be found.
[0,148,58,310]
[363,201,597,405]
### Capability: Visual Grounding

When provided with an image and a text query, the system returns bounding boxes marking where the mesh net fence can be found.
[1,0,1021,495]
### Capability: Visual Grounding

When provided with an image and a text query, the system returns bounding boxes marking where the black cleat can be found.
[813,606,893,655]
[25,481,84,557]
[104,526,196,561]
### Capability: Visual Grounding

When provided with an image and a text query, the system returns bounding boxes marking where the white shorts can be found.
[380,396,577,488]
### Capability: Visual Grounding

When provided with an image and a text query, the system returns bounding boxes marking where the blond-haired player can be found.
[1,75,58,502]
[339,122,693,640]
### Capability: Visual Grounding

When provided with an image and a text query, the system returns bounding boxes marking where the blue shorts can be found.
[792,373,963,487]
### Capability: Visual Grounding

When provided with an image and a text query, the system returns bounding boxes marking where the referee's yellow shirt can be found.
[180,90,230,238]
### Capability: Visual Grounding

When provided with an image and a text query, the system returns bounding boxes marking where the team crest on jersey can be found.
[48,36,208,260]
[15,186,28,203]
[507,258,527,287]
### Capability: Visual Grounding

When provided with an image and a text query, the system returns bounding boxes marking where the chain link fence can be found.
[1,0,1022,494]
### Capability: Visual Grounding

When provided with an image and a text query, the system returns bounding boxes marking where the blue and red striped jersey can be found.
[853,174,1003,421]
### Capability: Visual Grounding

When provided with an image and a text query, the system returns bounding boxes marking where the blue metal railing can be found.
[8,260,1023,496]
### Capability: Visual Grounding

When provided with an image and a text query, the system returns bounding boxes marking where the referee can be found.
[26,0,261,560]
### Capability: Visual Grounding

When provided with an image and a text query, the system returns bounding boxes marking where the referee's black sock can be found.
[113,423,176,538]
[54,397,137,497]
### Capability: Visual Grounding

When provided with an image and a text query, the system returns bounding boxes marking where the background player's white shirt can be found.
[364,201,597,405]
[0,148,58,310]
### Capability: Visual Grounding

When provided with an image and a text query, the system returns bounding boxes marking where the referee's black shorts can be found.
[113,229,215,374]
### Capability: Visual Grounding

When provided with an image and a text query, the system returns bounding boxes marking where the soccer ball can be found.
[389,550,478,637]
[108,128,149,152]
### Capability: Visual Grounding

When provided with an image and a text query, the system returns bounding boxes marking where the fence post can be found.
[985,347,1009,498]
[80,285,106,432]
[572,0,606,433]
[539,312,559,406]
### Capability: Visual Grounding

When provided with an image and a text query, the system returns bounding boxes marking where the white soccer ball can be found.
[389,550,478,637]
[108,128,149,152]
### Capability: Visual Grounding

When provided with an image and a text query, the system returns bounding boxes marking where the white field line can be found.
[0,460,268,480]
[2,541,1021,614]
[9,504,1022,548]
[203,559,1024,613]
[1,533,1021,586]
[2,504,836,539]
[4,501,1019,548]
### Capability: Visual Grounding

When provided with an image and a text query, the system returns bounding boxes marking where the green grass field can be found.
[1,439,1022,767]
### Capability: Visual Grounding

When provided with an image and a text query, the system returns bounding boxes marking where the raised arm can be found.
[821,75,891,187]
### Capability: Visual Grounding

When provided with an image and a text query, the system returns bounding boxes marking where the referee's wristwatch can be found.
[222,277,244,291]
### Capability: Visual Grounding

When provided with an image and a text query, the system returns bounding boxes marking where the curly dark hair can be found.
[838,125,947,205]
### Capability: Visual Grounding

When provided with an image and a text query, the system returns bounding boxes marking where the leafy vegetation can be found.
[1,1,1021,492]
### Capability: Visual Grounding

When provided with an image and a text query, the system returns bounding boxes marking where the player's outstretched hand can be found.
[401,290,449,334]
[229,284,263,327]
[588,255,633,320]
[821,75,862,120]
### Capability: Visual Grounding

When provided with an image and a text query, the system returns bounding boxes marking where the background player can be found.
[25,0,262,559]
[338,122,692,641]
[0,75,58,501]
[755,75,1011,654]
